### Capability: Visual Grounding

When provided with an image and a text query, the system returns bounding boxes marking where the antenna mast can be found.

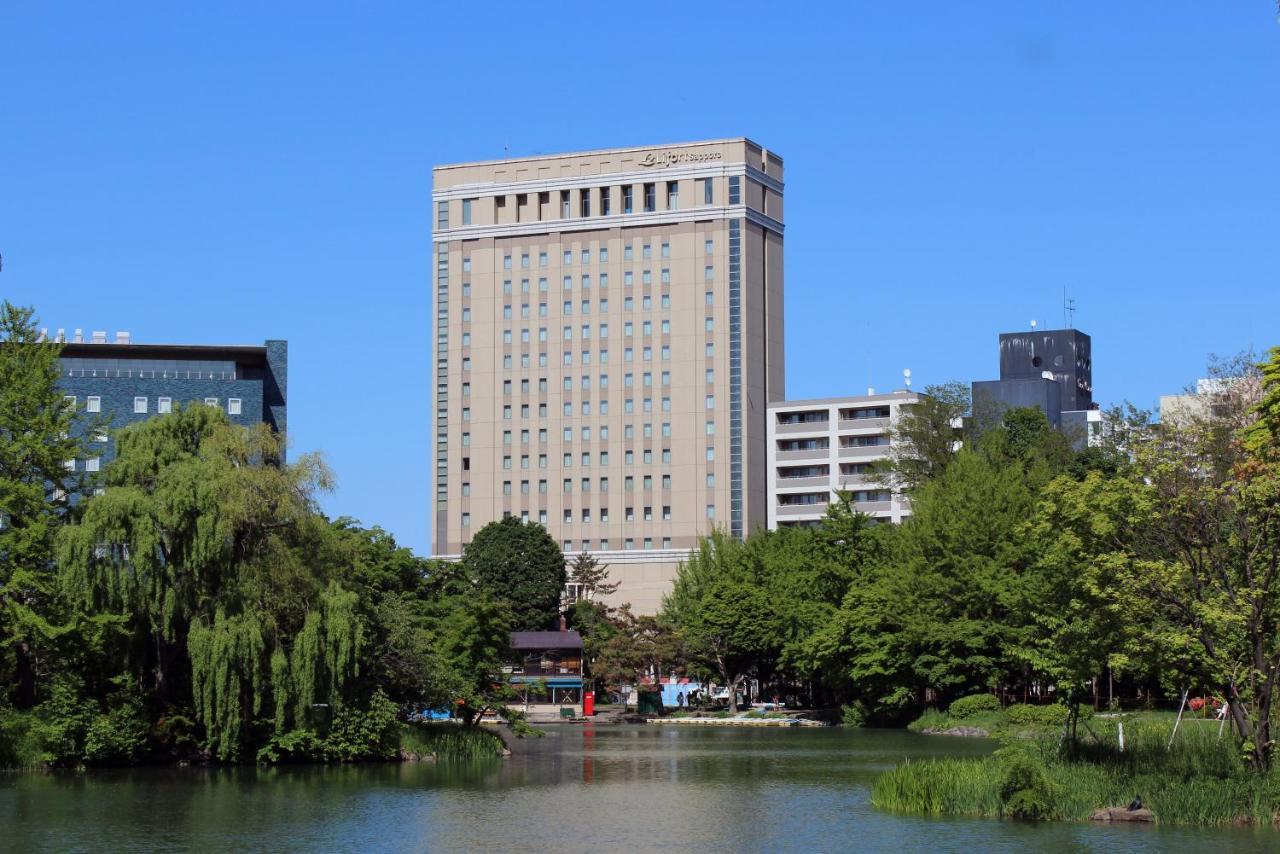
[1063,286,1076,329]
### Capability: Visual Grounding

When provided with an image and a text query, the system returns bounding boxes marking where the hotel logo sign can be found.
[638,150,723,168]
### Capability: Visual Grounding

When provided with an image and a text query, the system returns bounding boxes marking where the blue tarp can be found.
[660,682,703,708]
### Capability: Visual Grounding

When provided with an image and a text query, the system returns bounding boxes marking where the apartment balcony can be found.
[837,445,889,460]
[854,500,893,515]
[774,475,831,489]
[775,503,827,518]
[774,420,831,435]
[776,448,829,462]
[838,416,889,433]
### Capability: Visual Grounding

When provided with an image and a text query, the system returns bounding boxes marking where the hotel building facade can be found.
[432,139,784,614]
[767,391,918,529]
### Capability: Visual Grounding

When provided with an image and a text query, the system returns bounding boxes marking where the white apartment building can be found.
[767,391,918,528]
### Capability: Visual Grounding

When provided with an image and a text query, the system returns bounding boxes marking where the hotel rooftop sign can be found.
[638,150,723,168]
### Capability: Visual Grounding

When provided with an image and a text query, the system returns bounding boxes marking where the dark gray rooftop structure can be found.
[972,327,1098,444]
[995,329,1092,412]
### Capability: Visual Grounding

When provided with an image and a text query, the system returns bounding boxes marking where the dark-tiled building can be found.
[971,327,1100,447]
[52,330,287,481]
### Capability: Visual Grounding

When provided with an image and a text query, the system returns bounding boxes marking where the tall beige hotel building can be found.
[432,139,784,613]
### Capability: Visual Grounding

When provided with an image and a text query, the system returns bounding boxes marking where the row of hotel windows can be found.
[486,320,712,345]
[776,435,890,451]
[477,238,715,271]
[442,179,720,228]
[495,313,683,334]
[498,377,715,396]
[460,469,719,488]
[464,421,699,439]
[775,405,893,425]
[461,269,715,299]
[454,393,720,418]
[489,295,678,317]
[64,395,243,416]
[460,504,717,530]
[476,339,716,370]
[473,447,699,466]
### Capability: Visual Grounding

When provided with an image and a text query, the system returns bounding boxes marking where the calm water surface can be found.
[2,724,1276,852]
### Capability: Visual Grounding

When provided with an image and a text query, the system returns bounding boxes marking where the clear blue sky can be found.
[3,3,1277,556]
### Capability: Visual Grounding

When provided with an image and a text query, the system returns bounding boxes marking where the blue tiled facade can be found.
[56,340,287,478]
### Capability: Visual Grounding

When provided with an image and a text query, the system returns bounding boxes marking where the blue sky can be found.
[3,3,1277,556]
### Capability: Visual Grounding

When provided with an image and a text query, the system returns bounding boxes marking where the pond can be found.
[2,724,1276,852]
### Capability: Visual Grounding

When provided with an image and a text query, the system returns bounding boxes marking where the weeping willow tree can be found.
[57,405,365,760]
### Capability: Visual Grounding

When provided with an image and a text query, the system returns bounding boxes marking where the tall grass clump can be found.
[905,709,952,733]
[875,717,1280,827]
[399,722,505,761]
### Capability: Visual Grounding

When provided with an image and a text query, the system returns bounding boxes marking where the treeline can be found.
[605,351,1280,769]
[0,303,553,767]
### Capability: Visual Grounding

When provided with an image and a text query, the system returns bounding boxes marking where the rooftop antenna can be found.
[1030,319,1038,331]
[1063,286,1076,329]
[903,368,912,389]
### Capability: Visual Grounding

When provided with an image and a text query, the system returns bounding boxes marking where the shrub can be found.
[257,691,401,764]
[906,708,952,732]
[841,702,868,728]
[83,692,149,765]
[256,729,325,764]
[0,706,47,769]
[1005,703,1075,728]
[948,694,1000,718]
[997,747,1056,821]
[324,692,400,761]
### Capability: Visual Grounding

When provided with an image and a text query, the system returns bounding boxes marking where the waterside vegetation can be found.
[0,303,555,768]
[875,718,1280,827]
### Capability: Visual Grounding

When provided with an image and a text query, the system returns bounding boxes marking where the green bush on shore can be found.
[948,694,1001,718]
[907,702,1085,735]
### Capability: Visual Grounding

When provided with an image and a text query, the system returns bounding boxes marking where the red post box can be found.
[584,691,595,716]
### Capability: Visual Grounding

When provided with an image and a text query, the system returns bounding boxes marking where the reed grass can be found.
[398,722,505,761]
[873,717,1280,827]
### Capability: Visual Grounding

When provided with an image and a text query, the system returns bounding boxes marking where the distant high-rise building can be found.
[431,139,785,613]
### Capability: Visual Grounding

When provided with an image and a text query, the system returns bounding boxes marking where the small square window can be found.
[86,396,101,413]
[133,397,148,414]
[228,398,242,415]
[158,397,172,414]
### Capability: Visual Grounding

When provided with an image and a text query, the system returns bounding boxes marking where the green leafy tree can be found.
[429,589,513,726]
[327,520,444,709]
[1017,471,1137,739]
[591,605,680,698]
[462,517,566,631]
[57,406,361,760]
[881,381,969,493]
[1244,345,1280,456]
[817,447,1039,719]
[663,533,782,712]
[0,303,84,709]
[1092,353,1280,770]
[568,551,619,600]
